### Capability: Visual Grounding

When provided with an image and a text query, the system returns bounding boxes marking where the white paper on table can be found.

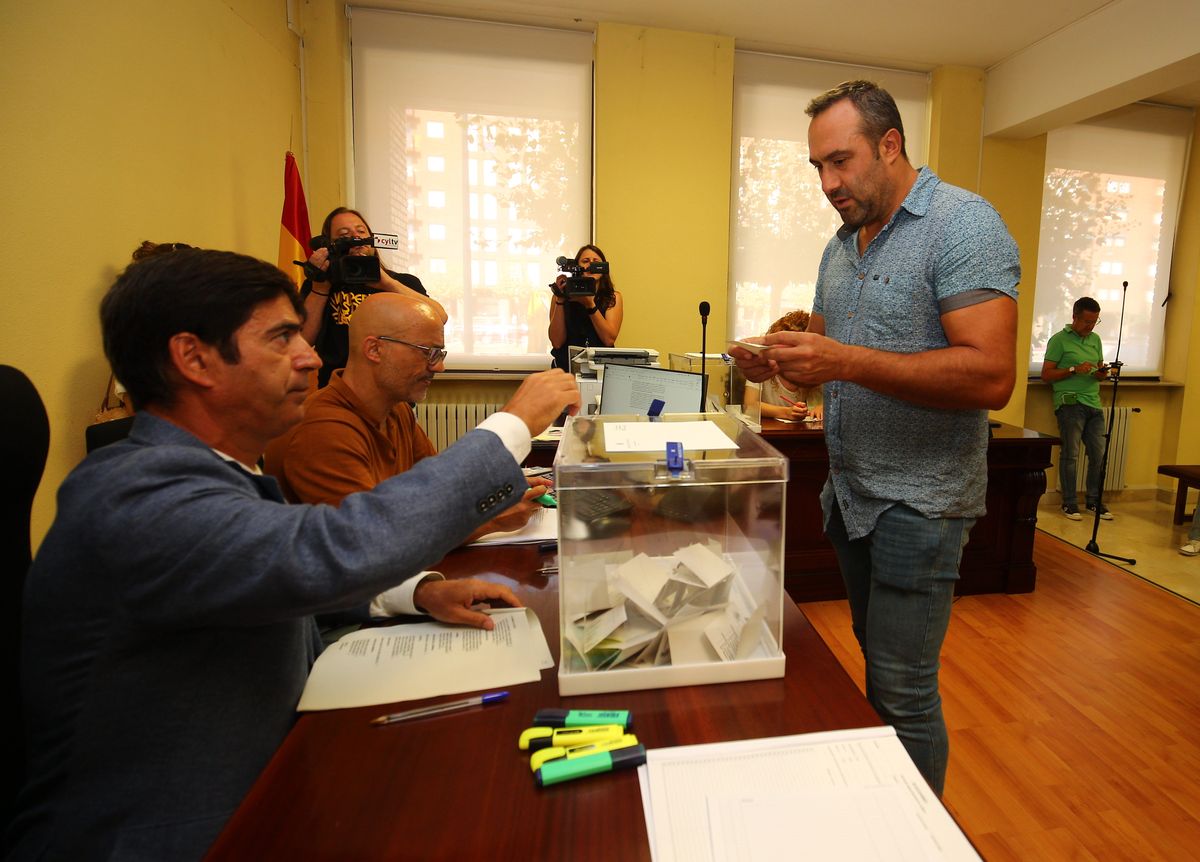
[488,607,553,670]
[637,726,982,862]
[297,607,545,711]
[471,506,558,545]
[707,786,942,861]
[602,420,738,453]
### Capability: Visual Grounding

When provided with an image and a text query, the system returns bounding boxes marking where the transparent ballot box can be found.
[553,413,788,695]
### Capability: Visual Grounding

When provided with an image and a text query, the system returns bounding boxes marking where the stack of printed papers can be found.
[297,607,552,711]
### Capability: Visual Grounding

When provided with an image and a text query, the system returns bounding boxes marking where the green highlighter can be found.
[535,744,647,787]
[529,734,639,772]
[532,708,632,730]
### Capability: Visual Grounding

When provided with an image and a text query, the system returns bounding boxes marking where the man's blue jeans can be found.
[825,501,973,796]
[1055,403,1106,507]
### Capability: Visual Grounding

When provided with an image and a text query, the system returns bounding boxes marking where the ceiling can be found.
[362,1,1200,107]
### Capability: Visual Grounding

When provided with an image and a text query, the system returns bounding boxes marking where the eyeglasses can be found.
[375,335,448,366]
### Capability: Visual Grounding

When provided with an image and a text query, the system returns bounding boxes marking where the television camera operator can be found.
[300,206,428,387]
[548,243,624,370]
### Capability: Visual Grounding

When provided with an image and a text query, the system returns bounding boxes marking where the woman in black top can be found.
[300,207,427,387]
[548,244,624,370]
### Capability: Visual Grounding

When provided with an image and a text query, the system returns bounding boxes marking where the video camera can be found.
[309,235,381,285]
[551,255,609,298]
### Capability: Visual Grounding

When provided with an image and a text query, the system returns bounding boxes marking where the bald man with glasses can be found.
[265,293,548,535]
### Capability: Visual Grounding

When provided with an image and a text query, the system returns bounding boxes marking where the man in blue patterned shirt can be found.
[731,81,1020,795]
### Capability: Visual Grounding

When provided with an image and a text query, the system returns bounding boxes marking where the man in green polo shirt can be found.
[1041,296,1114,520]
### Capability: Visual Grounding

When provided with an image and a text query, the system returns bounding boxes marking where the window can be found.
[1028,103,1193,375]
[730,53,928,340]
[348,10,593,366]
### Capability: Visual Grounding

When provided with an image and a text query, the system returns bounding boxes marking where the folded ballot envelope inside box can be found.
[554,413,788,695]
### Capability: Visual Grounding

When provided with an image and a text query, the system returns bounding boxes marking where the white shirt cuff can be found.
[369,571,445,618]
[477,411,532,465]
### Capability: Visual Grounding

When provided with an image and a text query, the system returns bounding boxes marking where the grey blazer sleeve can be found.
[91,427,525,627]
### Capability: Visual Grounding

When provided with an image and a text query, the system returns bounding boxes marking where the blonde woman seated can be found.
[744,310,824,422]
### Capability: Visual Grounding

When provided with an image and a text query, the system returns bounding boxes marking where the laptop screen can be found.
[599,364,706,416]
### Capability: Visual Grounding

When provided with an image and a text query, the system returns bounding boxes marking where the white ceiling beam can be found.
[984,0,1200,138]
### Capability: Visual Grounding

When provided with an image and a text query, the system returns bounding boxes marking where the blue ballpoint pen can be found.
[370,691,509,726]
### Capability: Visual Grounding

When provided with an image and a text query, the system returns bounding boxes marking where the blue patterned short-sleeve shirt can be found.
[813,167,1020,540]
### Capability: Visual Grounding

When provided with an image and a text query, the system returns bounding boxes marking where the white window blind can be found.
[1029,103,1193,375]
[730,53,928,339]
[348,10,593,368]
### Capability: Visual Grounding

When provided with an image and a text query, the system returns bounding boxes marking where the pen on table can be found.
[370,691,509,726]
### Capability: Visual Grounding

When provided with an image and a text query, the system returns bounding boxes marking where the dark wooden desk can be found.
[1157,464,1200,525]
[206,543,881,861]
[760,419,1058,603]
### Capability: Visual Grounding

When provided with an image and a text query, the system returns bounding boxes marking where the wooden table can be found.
[760,419,1058,602]
[206,543,882,861]
[1157,464,1200,525]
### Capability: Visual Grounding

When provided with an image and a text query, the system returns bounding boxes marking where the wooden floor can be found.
[802,531,1200,861]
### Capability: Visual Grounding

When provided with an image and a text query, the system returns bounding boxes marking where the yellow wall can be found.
[928,66,985,192]
[1159,110,1200,475]
[594,24,735,361]
[0,0,302,546]
[296,0,351,217]
[981,134,1049,426]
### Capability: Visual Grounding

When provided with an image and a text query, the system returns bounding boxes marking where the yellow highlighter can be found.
[518,724,626,752]
[529,734,639,772]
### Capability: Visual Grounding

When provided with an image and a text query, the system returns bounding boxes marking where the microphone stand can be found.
[698,302,709,413]
[1085,281,1134,565]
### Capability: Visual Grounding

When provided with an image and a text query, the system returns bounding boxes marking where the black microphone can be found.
[698,302,710,412]
[1122,281,1128,289]
[556,256,573,268]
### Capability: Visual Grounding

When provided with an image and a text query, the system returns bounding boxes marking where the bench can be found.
[1157,464,1200,525]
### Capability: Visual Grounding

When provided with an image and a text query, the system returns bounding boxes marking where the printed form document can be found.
[639,725,981,862]
[297,608,552,711]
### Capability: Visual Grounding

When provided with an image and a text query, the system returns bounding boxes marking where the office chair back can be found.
[0,366,49,825]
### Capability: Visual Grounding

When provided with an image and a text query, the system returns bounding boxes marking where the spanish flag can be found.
[277,151,312,289]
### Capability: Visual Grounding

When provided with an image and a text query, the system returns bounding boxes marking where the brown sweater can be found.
[264,370,437,506]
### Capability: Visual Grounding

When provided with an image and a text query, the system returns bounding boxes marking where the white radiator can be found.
[1075,406,1135,492]
[413,402,503,450]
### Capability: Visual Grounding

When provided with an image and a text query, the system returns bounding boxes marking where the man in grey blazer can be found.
[8,249,579,861]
